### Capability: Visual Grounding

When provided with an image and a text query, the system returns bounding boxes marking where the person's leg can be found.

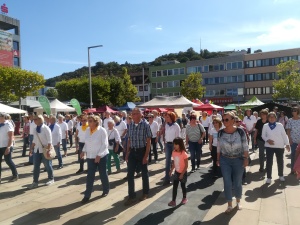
[211,146,218,175]
[141,150,149,195]
[232,158,244,200]
[220,156,233,202]
[22,137,28,156]
[291,143,297,173]
[196,143,202,169]
[54,145,63,167]
[69,131,73,148]
[153,138,158,161]
[266,147,275,179]
[84,158,97,198]
[98,154,109,194]
[28,135,34,164]
[158,135,163,151]
[107,150,112,173]
[42,155,54,181]
[78,142,85,170]
[111,150,120,170]
[164,143,173,182]
[127,151,137,198]
[33,152,42,183]
[3,147,18,176]
[257,139,265,171]
[0,147,5,179]
[172,180,179,201]
[250,131,255,150]
[205,127,209,144]
[180,181,187,198]
[188,141,196,171]
[275,148,284,177]
[62,139,67,155]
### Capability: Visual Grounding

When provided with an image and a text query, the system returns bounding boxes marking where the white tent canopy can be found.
[138,96,200,108]
[34,99,75,114]
[0,103,27,114]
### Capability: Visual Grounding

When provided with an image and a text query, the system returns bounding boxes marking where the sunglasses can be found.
[222,118,232,122]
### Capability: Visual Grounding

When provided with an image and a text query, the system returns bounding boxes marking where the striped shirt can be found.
[186,123,205,142]
[128,120,152,148]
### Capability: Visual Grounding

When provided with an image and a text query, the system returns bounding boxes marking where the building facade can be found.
[0,12,21,68]
[130,71,150,103]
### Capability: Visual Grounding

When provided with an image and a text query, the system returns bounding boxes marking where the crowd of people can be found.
[1,105,300,214]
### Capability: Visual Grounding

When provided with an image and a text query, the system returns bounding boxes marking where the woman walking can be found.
[106,120,121,174]
[76,114,88,174]
[209,117,222,177]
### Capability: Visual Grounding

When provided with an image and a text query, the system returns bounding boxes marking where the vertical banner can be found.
[0,30,13,67]
[70,98,82,115]
[38,96,51,115]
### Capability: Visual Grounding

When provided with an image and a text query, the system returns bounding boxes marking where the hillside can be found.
[45,48,229,86]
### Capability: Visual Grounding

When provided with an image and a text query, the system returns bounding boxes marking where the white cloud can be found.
[155,25,163,31]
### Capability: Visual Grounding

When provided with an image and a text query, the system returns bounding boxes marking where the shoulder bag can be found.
[36,130,56,160]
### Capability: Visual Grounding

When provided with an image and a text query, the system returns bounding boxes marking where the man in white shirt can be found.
[152,110,163,152]
[58,115,68,157]
[65,115,74,149]
[49,116,63,169]
[24,112,36,166]
[243,109,257,151]
[103,111,113,130]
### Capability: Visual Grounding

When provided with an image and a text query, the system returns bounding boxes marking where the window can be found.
[275,57,280,65]
[168,81,174,87]
[215,77,219,84]
[174,68,179,75]
[226,62,232,70]
[249,88,254,95]
[227,76,232,83]
[255,60,262,67]
[232,76,237,82]
[208,78,214,84]
[220,77,225,83]
[220,64,225,71]
[204,78,208,85]
[174,92,180,96]
[187,67,196,74]
[151,71,156,77]
[249,74,253,81]
[265,73,270,80]
[255,88,261,95]
[157,82,162,88]
[232,62,237,69]
[197,66,202,72]
[163,70,167,76]
[139,86,143,91]
[152,83,156,88]
[179,68,185,74]
[246,61,254,68]
[144,85,148,91]
[205,90,215,97]
[163,81,168,88]
[237,75,243,82]
[168,69,173,76]
[157,70,161,77]
[13,41,19,50]
[14,57,19,67]
[220,89,225,96]
[203,65,209,72]
[237,61,243,69]
[209,65,214,72]
[256,74,262,81]
[265,87,270,94]
[174,80,180,87]
[168,93,174,96]
[237,88,243,95]
[262,59,269,66]
[145,96,149,102]
[214,64,219,71]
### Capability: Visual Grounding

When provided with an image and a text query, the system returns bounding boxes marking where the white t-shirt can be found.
[58,122,68,139]
[243,115,257,132]
[200,117,211,128]
[0,121,14,148]
[150,121,159,138]
[107,128,121,149]
[115,121,127,138]
[77,124,88,143]
[29,120,37,135]
[67,120,73,131]
[165,123,181,142]
[209,127,219,147]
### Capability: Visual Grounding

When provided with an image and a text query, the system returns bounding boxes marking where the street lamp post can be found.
[88,45,103,109]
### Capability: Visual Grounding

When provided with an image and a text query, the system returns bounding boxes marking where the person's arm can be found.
[169,159,175,177]
[58,126,62,147]
[253,129,258,145]
[5,131,13,155]
[209,134,213,151]
[46,127,52,149]
[114,129,121,153]
[282,126,290,151]
[143,137,151,164]
[217,136,221,166]
[286,129,292,145]
[240,129,249,167]
[97,129,108,158]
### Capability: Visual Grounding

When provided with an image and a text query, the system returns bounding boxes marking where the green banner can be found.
[38,96,51,115]
[70,98,82,115]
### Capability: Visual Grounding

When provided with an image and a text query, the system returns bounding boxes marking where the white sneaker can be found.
[279,176,285,182]
[45,179,55,186]
[28,182,38,189]
[266,178,271,184]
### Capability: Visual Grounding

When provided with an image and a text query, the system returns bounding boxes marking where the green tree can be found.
[273,60,300,102]
[45,88,58,98]
[180,72,205,100]
[0,66,45,104]
[120,67,140,103]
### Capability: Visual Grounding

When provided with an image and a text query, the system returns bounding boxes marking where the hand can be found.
[198,139,203,144]
[125,152,129,163]
[142,156,148,165]
[4,147,10,155]
[169,171,173,177]
[155,137,158,143]
[179,173,184,180]
[95,155,101,163]
[80,152,85,159]
[216,160,220,167]
[29,151,33,156]
[267,139,274,145]
[286,145,291,152]
[254,140,257,145]
[243,158,249,167]
[209,145,212,151]
[114,147,118,153]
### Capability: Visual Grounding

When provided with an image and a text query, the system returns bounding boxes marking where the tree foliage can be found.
[180,72,205,100]
[273,60,300,101]
[45,88,58,98]
[0,66,45,103]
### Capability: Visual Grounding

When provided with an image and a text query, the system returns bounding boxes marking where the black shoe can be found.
[135,172,141,178]
[81,197,90,204]
[101,193,108,198]
[124,197,137,206]
[190,169,195,173]
[24,162,33,166]
[76,169,84,174]
[162,180,171,186]
[9,175,19,182]
[259,168,264,173]
[57,166,63,170]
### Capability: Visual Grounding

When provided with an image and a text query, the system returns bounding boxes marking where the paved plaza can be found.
[0,136,299,225]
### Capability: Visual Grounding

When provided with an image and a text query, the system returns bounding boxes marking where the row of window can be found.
[187,61,243,74]
[151,68,185,77]
[154,92,181,97]
[245,55,299,68]
[203,75,244,85]
[245,72,276,82]
[246,87,274,95]
[205,88,244,97]
[13,41,19,51]
[14,57,19,67]
[151,80,181,89]
[139,96,149,102]
[135,85,149,92]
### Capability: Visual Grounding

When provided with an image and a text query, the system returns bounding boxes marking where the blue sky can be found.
[4,0,300,79]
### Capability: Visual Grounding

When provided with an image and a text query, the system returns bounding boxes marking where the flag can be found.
[70,98,82,115]
[38,96,51,115]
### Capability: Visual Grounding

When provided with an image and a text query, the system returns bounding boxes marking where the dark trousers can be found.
[85,155,109,198]
[68,131,73,147]
[203,127,209,144]
[0,147,18,178]
[172,178,187,201]
[127,148,149,198]
[211,146,221,176]
[266,147,284,179]
[188,141,202,170]
[257,139,265,170]
[22,136,29,156]
[148,137,158,162]
[78,142,85,170]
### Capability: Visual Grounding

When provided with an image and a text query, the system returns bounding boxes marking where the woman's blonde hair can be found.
[88,115,101,126]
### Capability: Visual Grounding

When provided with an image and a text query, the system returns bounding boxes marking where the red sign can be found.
[13,50,19,57]
[1,4,8,14]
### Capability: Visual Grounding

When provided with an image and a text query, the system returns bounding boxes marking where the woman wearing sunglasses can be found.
[217,112,249,214]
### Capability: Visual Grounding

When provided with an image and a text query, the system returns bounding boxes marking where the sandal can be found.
[225,206,233,214]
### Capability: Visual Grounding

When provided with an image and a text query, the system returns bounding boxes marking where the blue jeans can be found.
[78,142,85,170]
[54,145,63,167]
[85,155,109,198]
[220,155,244,202]
[127,148,149,198]
[157,136,163,150]
[61,139,67,152]
[0,147,18,178]
[28,135,34,164]
[188,141,202,170]
[33,151,54,183]
[22,136,29,156]
[291,143,298,172]
[164,143,173,182]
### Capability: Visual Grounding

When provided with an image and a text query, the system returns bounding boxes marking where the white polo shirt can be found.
[0,121,14,148]
[51,123,62,145]
[243,115,257,132]
[58,122,68,139]
[29,120,37,135]
[165,123,181,142]
[77,124,88,143]
[32,124,52,153]
[115,121,127,138]
[150,121,159,138]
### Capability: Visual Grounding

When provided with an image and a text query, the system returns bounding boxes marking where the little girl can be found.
[168,137,188,207]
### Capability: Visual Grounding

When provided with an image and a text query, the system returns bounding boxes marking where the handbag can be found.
[36,131,56,160]
[108,129,123,154]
